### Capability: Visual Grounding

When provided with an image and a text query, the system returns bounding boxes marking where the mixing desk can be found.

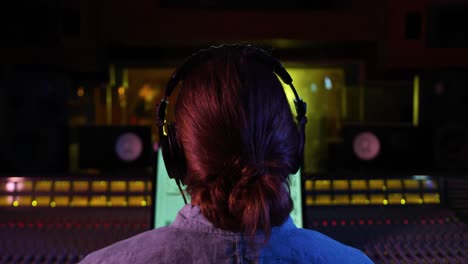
[0,176,466,263]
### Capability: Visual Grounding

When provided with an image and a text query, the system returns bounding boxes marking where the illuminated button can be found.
[333,194,350,205]
[305,195,314,206]
[17,196,32,206]
[129,181,145,192]
[0,196,13,206]
[388,193,403,205]
[141,200,147,207]
[314,180,331,191]
[304,180,313,191]
[31,200,38,207]
[315,195,332,205]
[128,196,145,207]
[35,181,52,192]
[146,195,152,205]
[423,193,440,204]
[350,180,367,191]
[386,180,402,190]
[35,196,51,206]
[403,179,420,190]
[73,181,89,192]
[54,196,70,207]
[90,196,107,207]
[111,181,127,192]
[422,179,438,190]
[333,180,348,191]
[405,193,421,204]
[370,194,385,205]
[369,180,385,190]
[16,181,33,192]
[351,194,368,205]
[13,200,19,207]
[54,181,71,192]
[382,199,388,205]
[92,181,108,192]
[71,196,88,207]
[146,181,152,192]
[110,196,127,207]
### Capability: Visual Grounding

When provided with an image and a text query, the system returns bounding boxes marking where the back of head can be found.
[175,45,301,238]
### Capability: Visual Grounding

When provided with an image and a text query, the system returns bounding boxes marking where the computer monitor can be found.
[151,150,303,228]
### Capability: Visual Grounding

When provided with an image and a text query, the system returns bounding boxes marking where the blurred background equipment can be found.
[1,0,468,263]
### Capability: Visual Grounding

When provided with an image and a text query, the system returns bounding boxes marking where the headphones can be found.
[156,44,307,196]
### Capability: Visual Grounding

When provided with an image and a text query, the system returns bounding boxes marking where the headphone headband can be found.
[158,44,307,129]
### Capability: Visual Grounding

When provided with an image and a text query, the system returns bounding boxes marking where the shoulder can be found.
[267,228,374,264]
[79,227,186,264]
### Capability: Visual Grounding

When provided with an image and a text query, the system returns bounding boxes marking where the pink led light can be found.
[5,182,15,192]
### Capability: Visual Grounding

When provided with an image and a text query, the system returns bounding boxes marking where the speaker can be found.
[342,125,433,173]
[78,126,153,170]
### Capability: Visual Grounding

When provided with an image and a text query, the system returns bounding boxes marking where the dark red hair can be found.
[175,46,301,239]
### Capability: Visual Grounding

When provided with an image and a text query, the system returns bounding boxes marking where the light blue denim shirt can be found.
[80,205,373,264]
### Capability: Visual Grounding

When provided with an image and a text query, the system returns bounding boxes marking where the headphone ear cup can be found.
[292,123,305,174]
[161,123,187,181]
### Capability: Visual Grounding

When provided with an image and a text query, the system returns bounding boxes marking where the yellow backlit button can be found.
[54,181,71,192]
[386,180,402,190]
[423,193,440,204]
[35,181,52,192]
[53,196,70,207]
[0,196,13,206]
[369,180,385,190]
[333,180,348,191]
[90,196,107,207]
[110,196,127,207]
[351,194,368,205]
[304,180,313,191]
[405,193,422,204]
[315,194,331,205]
[71,196,88,207]
[92,181,108,192]
[370,194,385,205]
[128,196,145,207]
[334,194,350,205]
[350,180,367,191]
[388,193,403,205]
[129,181,145,192]
[314,180,331,191]
[403,179,420,190]
[17,195,32,206]
[16,181,33,192]
[73,181,89,192]
[111,181,127,192]
[35,196,51,206]
[305,195,314,206]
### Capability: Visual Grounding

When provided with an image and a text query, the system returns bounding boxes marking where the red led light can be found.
[340,220,346,226]
[350,220,355,225]
[403,219,409,225]
[322,220,328,227]
[385,219,391,225]
[331,220,337,227]
[367,219,374,225]
[17,222,25,228]
[359,219,365,225]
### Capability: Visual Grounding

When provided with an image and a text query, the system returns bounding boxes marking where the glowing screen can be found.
[152,150,303,228]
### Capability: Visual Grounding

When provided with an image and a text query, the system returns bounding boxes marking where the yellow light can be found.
[50,201,56,207]
[107,201,112,207]
[141,200,147,207]
[13,200,19,207]
[32,200,38,207]
[118,86,125,96]
[77,87,85,97]
[413,75,420,127]
[400,199,406,205]
[418,198,423,204]
[382,199,388,205]
[123,201,128,207]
